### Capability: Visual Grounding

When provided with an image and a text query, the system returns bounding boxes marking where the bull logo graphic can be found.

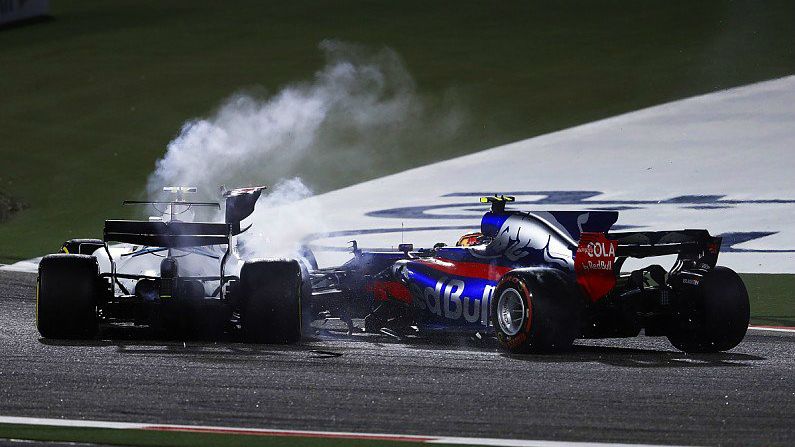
[472,214,574,268]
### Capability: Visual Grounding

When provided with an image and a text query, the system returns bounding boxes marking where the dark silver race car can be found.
[37,186,308,343]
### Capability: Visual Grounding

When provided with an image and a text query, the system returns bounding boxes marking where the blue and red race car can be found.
[306,195,750,353]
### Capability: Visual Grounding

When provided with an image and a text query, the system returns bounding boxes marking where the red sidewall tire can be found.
[491,268,583,354]
[493,275,534,352]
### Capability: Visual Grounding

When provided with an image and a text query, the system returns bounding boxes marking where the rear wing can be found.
[104,220,231,247]
[608,229,721,268]
[119,185,267,237]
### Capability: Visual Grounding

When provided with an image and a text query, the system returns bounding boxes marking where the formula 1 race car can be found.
[304,195,750,353]
[37,186,311,343]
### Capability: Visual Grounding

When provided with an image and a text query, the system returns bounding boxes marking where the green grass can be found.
[2,1,795,261]
[742,274,795,327]
[0,424,434,447]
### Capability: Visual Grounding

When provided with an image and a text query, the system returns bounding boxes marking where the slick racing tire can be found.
[60,239,105,255]
[37,254,100,339]
[667,266,749,353]
[491,268,584,354]
[240,259,303,344]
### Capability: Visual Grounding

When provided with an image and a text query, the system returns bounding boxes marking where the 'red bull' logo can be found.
[575,232,618,301]
[414,277,495,326]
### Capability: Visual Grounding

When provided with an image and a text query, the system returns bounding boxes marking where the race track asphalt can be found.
[0,270,792,447]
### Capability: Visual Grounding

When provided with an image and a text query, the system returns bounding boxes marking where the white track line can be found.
[747,325,795,333]
[0,416,695,447]
[0,416,141,430]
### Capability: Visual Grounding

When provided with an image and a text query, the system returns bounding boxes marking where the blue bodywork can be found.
[356,209,618,332]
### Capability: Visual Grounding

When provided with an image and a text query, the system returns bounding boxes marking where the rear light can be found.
[159,278,175,299]
[159,258,178,299]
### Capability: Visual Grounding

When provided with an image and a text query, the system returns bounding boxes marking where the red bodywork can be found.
[371,232,618,307]
[369,280,413,304]
[574,232,618,301]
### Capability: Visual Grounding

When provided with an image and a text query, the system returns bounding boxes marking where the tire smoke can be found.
[146,40,464,261]
[148,40,463,197]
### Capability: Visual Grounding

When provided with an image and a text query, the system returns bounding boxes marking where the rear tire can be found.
[491,268,584,353]
[240,259,303,344]
[667,266,749,353]
[37,254,100,339]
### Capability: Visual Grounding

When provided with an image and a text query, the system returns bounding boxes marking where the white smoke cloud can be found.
[145,40,464,263]
[235,178,320,260]
[148,40,463,197]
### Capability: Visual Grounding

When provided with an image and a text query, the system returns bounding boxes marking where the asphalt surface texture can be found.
[0,270,792,447]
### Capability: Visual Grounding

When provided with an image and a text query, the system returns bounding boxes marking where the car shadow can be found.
[38,328,765,368]
[38,330,348,361]
[313,326,499,351]
[315,329,766,368]
[501,344,766,368]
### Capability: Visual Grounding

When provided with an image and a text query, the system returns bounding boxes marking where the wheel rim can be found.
[497,287,526,336]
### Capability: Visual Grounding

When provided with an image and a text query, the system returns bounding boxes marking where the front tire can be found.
[492,268,584,353]
[667,266,749,353]
[37,254,100,339]
[60,239,104,255]
[239,259,303,344]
